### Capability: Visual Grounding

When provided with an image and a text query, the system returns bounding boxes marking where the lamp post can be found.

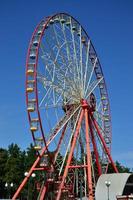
[105,181,111,200]
[31,173,36,178]
[24,171,29,177]
[24,172,36,199]
[5,182,14,199]
[24,172,36,178]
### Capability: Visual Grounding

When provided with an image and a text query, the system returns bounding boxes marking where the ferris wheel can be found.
[13,13,118,200]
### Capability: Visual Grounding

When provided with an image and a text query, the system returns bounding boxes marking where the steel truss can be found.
[12,100,118,200]
[12,13,118,200]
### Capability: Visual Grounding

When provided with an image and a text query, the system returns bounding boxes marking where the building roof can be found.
[95,173,133,200]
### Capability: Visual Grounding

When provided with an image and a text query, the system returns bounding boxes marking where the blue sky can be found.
[0,0,133,168]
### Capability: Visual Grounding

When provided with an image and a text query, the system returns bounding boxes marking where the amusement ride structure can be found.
[12,13,118,200]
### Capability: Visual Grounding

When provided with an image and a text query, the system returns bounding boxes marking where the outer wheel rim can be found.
[26,13,112,174]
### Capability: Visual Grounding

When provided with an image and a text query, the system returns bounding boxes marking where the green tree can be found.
[0,143,38,199]
[1,143,131,199]
[25,143,36,170]
[24,143,37,200]
[0,148,8,198]
[108,161,131,173]
[4,144,25,198]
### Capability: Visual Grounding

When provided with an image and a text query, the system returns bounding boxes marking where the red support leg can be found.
[40,184,47,200]
[56,109,84,200]
[54,124,67,164]
[84,108,94,200]
[90,114,118,173]
[88,114,102,176]
[12,145,48,199]
[12,122,69,199]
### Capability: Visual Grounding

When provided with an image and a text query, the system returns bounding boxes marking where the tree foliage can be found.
[0,143,132,199]
[0,143,36,199]
[108,161,131,173]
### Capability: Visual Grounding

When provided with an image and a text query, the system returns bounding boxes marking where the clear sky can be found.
[0,0,133,168]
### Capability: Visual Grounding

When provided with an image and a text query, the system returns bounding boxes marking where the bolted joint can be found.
[81,99,89,109]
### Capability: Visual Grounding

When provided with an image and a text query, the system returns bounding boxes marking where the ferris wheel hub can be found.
[81,99,88,108]
[81,93,96,112]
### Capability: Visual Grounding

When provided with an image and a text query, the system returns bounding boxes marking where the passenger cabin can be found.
[30,118,39,131]
[26,80,35,93]
[27,99,36,112]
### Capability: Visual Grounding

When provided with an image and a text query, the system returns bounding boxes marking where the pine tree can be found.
[0,148,8,198]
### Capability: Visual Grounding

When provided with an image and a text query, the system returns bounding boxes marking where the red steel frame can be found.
[12,100,118,200]
[88,114,102,177]
[25,12,113,162]
[12,13,117,200]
